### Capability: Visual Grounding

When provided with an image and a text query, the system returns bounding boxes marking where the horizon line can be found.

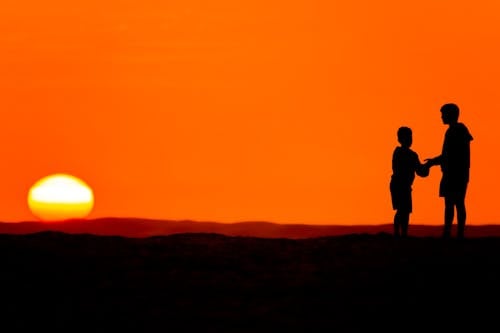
[1,217,499,226]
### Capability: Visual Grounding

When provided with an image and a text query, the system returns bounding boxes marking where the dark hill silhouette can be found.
[1,217,500,238]
[0,231,499,331]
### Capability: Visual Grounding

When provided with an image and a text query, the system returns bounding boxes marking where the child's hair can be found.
[397,126,412,146]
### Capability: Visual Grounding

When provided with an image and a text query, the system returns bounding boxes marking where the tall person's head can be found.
[440,103,460,125]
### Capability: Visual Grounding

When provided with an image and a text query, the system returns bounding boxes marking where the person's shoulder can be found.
[394,146,418,158]
[457,122,473,140]
[408,148,419,159]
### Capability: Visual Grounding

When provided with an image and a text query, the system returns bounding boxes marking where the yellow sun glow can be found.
[28,174,94,221]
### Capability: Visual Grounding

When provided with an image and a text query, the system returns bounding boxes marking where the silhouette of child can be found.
[390,126,429,237]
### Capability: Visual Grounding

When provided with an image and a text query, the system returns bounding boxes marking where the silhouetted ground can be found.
[1,232,499,332]
[3,218,500,238]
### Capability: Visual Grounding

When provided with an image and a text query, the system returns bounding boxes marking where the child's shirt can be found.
[391,146,422,188]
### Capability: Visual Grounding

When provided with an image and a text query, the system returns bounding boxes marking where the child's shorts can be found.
[390,182,412,213]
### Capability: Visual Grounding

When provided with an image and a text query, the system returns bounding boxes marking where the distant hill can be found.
[1,217,499,238]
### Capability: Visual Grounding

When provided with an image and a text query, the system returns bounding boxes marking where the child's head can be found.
[397,126,412,147]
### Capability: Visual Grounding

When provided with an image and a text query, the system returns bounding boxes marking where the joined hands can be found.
[423,157,438,168]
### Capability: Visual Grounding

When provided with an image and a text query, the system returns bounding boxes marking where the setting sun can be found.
[27,174,95,221]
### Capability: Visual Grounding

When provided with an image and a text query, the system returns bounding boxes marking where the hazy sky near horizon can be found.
[0,0,499,224]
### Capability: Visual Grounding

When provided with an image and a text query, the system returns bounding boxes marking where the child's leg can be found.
[400,212,410,237]
[394,210,401,237]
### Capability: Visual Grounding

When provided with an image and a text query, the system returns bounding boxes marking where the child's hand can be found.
[417,163,430,177]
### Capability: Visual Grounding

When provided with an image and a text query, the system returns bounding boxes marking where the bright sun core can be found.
[28,173,95,221]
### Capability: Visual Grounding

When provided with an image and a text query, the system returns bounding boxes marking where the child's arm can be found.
[413,152,430,177]
[415,159,430,177]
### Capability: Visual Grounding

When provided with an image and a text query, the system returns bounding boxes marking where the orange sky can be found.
[0,0,499,224]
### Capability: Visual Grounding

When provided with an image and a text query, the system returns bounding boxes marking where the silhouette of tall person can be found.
[425,103,473,238]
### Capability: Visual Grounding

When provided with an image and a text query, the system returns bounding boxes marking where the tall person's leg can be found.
[444,197,454,238]
[456,196,466,239]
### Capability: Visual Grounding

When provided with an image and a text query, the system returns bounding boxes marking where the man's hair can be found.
[440,103,460,121]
